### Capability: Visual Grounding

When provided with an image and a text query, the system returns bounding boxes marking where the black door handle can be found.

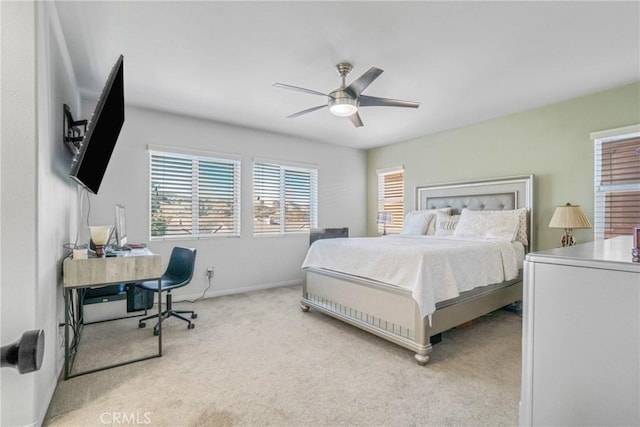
[1,329,45,374]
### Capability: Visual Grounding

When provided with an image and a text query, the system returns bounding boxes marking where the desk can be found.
[62,248,162,379]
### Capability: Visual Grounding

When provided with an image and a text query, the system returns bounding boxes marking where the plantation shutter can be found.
[198,158,241,235]
[284,168,315,232]
[377,167,404,234]
[253,162,318,235]
[594,133,640,239]
[253,163,282,235]
[150,151,240,239]
[150,154,194,237]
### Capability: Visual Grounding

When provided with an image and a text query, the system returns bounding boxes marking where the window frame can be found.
[252,160,318,236]
[148,148,241,240]
[591,124,640,240]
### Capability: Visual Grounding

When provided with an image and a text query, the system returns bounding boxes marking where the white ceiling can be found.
[55,1,640,150]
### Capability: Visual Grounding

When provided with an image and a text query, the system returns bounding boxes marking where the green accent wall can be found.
[367,82,640,251]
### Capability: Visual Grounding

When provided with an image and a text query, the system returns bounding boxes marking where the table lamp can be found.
[89,226,112,257]
[548,203,592,247]
[377,211,392,235]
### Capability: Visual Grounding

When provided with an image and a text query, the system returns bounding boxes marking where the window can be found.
[149,150,240,239]
[253,161,318,235]
[377,166,404,234]
[592,125,640,239]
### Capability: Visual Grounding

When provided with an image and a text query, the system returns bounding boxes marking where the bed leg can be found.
[414,343,432,366]
[414,352,430,365]
[300,302,310,312]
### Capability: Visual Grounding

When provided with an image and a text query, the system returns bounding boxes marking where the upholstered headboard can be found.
[423,192,516,213]
[416,175,534,249]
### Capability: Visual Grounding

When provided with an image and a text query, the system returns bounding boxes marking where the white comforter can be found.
[301,235,520,318]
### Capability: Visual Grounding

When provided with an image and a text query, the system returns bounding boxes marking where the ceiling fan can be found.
[273,63,420,128]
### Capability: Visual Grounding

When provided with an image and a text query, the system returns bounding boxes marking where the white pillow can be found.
[434,211,460,236]
[453,208,521,242]
[399,211,434,235]
[426,208,452,235]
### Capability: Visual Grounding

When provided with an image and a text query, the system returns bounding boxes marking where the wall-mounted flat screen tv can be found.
[70,55,124,194]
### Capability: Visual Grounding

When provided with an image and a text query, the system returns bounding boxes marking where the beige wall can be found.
[367,82,640,251]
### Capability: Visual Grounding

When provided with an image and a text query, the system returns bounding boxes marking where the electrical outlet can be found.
[206,267,215,279]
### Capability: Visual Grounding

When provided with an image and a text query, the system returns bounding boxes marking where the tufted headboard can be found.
[416,175,534,250]
[423,192,516,213]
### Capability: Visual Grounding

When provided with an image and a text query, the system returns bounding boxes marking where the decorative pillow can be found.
[426,208,453,235]
[515,207,529,246]
[433,211,460,236]
[453,208,521,242]
[399,211,434,235]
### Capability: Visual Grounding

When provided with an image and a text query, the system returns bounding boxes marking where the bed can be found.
[300,174,534,365]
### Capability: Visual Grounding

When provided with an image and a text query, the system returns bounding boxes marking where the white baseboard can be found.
[174,279,303,303]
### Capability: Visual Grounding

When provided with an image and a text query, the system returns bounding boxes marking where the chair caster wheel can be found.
[188,323,195,330]
[153,329,159,336]
[139,322,146,328]
[191,313,198,319]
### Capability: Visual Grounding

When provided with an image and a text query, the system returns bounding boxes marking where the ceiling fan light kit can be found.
[274,62,419,127]
[329,94,358,117]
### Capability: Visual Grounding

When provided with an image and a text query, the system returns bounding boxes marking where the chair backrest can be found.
[163,247,197,287]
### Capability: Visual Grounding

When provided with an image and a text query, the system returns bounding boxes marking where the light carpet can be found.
[44,285,522,426]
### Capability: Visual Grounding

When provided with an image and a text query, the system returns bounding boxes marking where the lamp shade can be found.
[377,211,392,224]
[548,203,592,229]
[89,226,112,245]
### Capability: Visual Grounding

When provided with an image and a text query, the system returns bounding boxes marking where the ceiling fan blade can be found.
[286,105,327,119]
[345,67,383,97]
[359,95,420,109]
[348,112,363,128]
[273,83,334,99]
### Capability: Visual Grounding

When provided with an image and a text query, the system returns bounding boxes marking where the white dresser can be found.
[520,236,640,426]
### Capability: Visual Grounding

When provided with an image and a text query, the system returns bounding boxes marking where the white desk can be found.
[62,248,162,379]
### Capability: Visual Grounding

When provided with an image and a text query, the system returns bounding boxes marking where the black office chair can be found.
[135,247,197,335]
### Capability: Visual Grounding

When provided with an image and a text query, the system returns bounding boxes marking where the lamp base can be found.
[561,229,576,247]
[95,245,105,257]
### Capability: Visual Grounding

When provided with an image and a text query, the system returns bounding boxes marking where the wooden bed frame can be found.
[301,175,534,365]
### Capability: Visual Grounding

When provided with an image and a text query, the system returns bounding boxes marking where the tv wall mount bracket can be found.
[63,104,87,155]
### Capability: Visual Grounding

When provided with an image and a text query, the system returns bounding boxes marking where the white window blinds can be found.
[377,167,404,234]
[150,151,240,239]
[593,127,640,239]
[253,161,318,235]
